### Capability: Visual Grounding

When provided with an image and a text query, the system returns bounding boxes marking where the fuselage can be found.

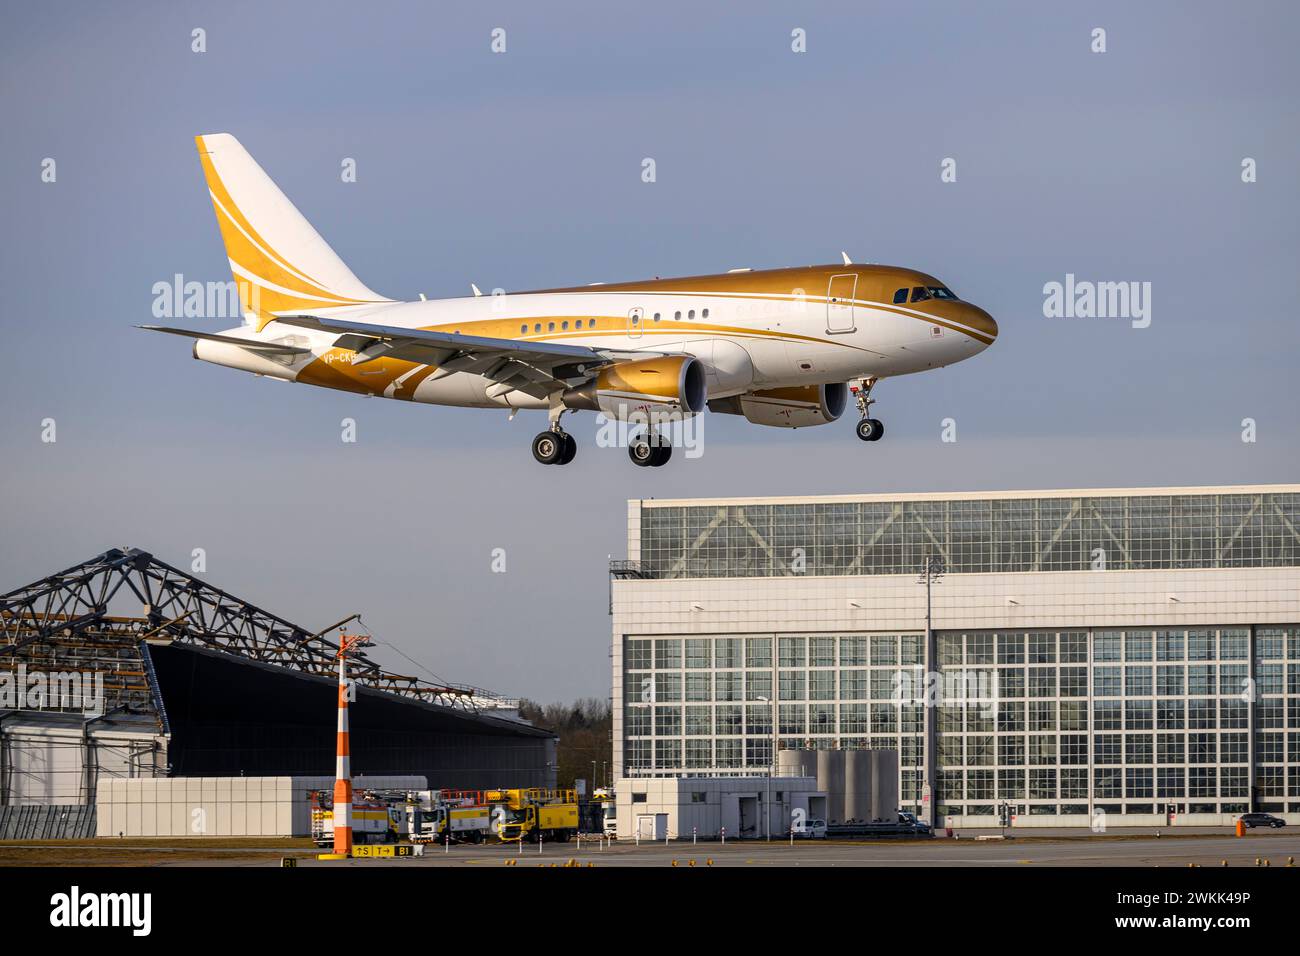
[202,263,998,409]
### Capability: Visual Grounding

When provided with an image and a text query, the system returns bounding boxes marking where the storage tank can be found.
[844,749,873,823]
[777,749,815,779]
[870,749,900,821]
[817,750,847,823]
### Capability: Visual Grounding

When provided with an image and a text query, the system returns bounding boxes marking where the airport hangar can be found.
[611,484,1300,829]
[0,548,555,838]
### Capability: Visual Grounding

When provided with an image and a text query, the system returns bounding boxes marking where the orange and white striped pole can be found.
[332,632,369,857]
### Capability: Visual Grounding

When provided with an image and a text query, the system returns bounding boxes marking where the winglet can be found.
[841,251,853,266]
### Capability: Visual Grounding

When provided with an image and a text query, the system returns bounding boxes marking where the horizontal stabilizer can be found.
[138,326,310,355]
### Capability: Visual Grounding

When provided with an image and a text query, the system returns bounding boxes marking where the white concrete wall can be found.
[1,721,165,805]
[612,567,1300,639]
[95,775,425,838]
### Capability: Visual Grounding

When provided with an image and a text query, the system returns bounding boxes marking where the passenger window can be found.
[702,308,709,318]
[548,322,555,331]
[591,319,598,328]
[562,321,569,330]
[674,311,681,320]
[910,287,931,302]
[653,313,660,321]
[892,288,908,304]
[574,319,582,329]
[534,323,541,333]
[520,324,527,334]
[688,309,695,319]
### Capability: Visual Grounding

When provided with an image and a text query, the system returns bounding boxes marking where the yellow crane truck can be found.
[489,788,579,843]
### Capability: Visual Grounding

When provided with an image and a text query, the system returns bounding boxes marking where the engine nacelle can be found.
[564,355,707,420]
[709,382,849,428]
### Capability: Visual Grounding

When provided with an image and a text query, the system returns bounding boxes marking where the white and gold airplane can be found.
[143,133,998,466]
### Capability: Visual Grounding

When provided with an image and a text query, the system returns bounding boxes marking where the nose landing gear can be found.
[851,377,884,442]
[855,417,884,442]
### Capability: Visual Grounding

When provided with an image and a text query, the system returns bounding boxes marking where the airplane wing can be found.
[273,313,655,400]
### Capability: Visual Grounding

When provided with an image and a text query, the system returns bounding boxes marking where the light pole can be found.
[756,693,777,840]
[917,552,945,824]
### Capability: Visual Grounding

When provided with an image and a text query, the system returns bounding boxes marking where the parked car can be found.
[898,811,932,834]
[792,818,828,839]
[1239,812,1286,829]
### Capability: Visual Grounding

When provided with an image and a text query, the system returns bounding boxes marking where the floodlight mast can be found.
[917,553,945,825]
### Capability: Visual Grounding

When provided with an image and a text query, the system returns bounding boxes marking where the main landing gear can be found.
[851,377,884,442]
[530,403,673,467]
[628,432,671,468]
[531,429,576,465]
[532,406,577,465]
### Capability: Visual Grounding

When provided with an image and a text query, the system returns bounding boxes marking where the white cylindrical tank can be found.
[844,750,874,823]
[777,749,815,778]
[870,750,900,822]
[817,750,846,824]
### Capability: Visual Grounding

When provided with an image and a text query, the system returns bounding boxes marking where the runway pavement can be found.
[289,831,1300,868]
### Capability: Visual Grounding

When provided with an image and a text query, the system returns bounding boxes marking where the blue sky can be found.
[1,0,1296,701]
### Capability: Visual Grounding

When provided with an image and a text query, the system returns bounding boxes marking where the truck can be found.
[488,788,579,843]
[594,786,617,838]
[309,790,406,847]
[404,789,494,844]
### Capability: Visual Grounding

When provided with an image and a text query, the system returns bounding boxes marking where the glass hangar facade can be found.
[614,487,1300,824]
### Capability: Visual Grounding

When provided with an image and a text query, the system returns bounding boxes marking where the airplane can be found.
[143,133,998,467]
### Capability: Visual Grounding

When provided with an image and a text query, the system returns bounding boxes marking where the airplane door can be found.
[826,274,857,333]
[628,307,644,339]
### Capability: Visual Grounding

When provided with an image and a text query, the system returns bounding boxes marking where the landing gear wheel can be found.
[629,437,656,467]
[558,432,577,464]
[856,418,884,442]
[629,433,672,467]
[532,431,565,464]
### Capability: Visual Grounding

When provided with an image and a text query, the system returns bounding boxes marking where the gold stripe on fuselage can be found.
[290,264,994,396]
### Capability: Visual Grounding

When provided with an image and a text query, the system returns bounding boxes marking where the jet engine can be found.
[708,382,848,428]
[563,355,707,420]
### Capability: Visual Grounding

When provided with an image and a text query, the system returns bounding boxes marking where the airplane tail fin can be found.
[194,133,389,329]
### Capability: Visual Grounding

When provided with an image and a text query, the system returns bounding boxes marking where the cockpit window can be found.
[892,288,908,304]
[911,286,958,303]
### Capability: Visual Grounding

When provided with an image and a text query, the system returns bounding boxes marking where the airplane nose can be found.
[964,304,998,344]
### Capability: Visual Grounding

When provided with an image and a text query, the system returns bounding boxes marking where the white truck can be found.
[309,790,407,847]
[404,790,494,844]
